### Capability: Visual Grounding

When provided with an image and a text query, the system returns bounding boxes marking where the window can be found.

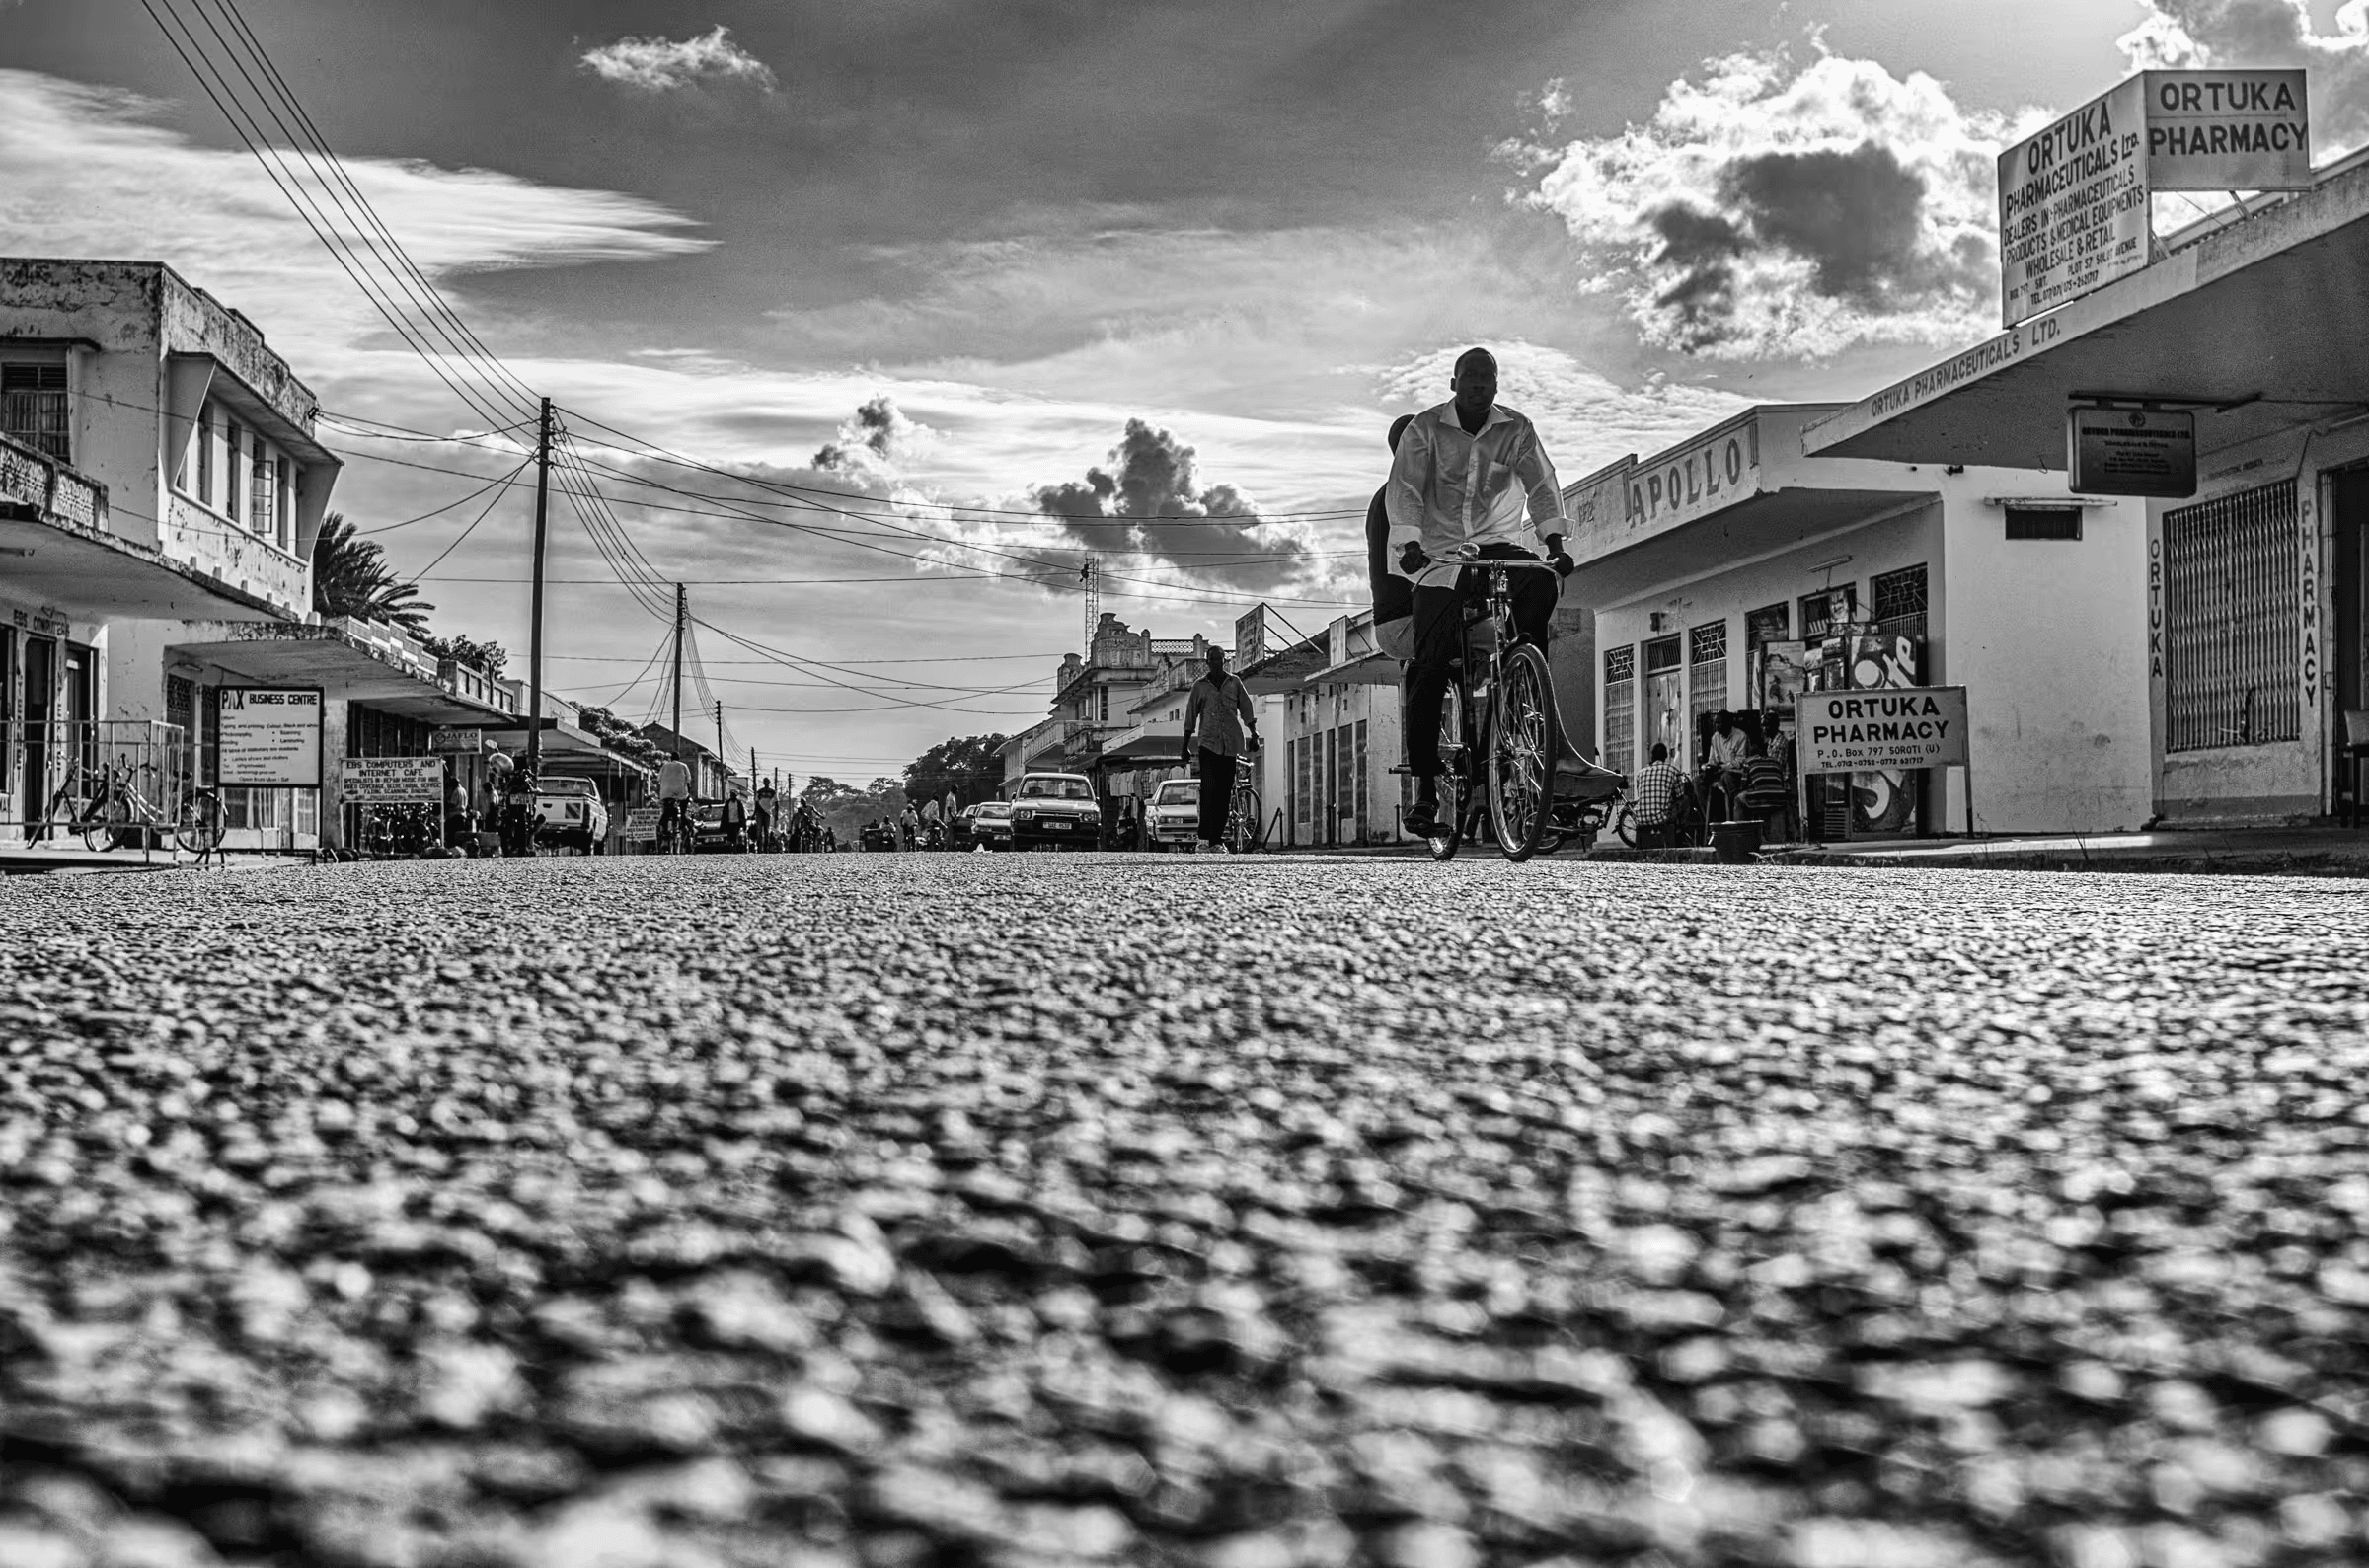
[250,433,275,541]
[195,407,213,505]
[1294,735,1312,830]
[2164,481,2303,752]
[1744,602,1790,649]
[1603,644,1636,772]
[1871,563,1929,624]
[1,363,68,462]
[2006,505,2082,540]
[1800,590,1841,642]
[225,422,244,524]
[1688,619,1728,764]
[277,458,294,551]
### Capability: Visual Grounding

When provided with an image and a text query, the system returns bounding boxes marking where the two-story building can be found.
[0,259,520,854]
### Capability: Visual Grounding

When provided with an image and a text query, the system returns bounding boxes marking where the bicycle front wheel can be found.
[1488,643,1561,861]
[176,790,226,855]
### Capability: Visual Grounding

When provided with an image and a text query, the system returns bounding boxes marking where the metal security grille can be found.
[1871,563,1929,622]
[1688,621,1727,762]
[2164,481,2302,752]
[1603,645,1636,772]
[0,363,68,462]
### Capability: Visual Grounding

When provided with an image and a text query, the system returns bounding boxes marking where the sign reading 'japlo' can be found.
[1798,688,1970,775]
[1999,70,2311,328]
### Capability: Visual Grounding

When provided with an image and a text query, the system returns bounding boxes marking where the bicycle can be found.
[655,799,695,857]
[47,757,225,856]
[1414,554,1563,862]
[1224,767,1261,854]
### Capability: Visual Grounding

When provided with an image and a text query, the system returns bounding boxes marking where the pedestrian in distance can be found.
[1386,347,1574,836]
[1180,643,1259,854]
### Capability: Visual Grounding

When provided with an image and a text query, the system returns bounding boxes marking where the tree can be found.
[420,632,509,678]
[311,512,433,634]
[903,733,1010,809]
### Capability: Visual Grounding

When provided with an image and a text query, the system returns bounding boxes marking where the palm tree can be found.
[310,512,433,634]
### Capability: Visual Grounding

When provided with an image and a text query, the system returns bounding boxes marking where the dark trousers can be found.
[1197,749,1237,843]
[1406,546,1558,778]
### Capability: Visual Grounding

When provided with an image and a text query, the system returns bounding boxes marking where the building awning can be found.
[1804,156,2369,470]
[171,623,511,725]
[0,506,288,623]
[1092,724,1186,767]
[1564,487,1931,608]
[1238,635,1330,694]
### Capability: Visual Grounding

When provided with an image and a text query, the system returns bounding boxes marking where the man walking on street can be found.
[1181,644,1259,853]
[1386,347,1573,836]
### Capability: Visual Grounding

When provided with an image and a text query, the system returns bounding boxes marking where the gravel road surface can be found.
[2,854,2366,1568]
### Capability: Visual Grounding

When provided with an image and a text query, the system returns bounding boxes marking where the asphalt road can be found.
[2,853,2366,1568]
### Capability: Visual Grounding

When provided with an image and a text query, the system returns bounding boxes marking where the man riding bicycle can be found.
[1386,346,1574,835]
[654,751,693,850]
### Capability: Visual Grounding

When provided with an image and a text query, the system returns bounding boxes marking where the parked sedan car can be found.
[530,776,609,854]
[689,799,750,853]
[1008,772,1102,851]
[1146,778,1199,851]
[961,800,1016,851]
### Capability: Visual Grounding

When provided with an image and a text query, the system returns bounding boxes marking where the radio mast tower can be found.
[1081,556,1100,656]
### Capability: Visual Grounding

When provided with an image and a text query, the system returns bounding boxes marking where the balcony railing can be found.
[0,429,108,532]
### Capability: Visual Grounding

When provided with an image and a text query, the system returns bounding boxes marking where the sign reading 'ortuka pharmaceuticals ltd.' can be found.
[1999,70,2310,328]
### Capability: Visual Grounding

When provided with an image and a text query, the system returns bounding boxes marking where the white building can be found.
[1565,404,2153,836]
[0,259,508,853]
[1801,144,2369,828]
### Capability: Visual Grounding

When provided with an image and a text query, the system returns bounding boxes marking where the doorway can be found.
[2334,470,2369,813]
[1643,636,1683,766]
[21,635,53,827]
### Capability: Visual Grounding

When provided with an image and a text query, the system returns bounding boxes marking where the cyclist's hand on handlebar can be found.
[1399,541,1429,574]
[1548,549,1575,578]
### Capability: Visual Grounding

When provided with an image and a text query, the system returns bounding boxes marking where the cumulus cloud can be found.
[812,395,935,474]
[1032,419,1308,592]
[579,26,776,92]
[1512,47,2018,359]
[2121,0,2369,150]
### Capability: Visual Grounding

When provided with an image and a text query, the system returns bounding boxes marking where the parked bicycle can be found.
[1417,554,1563,862]
[45,757,225,856]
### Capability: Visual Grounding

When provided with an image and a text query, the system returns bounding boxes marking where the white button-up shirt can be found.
[1384,401,1567,590]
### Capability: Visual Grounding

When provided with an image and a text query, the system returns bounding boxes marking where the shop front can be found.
[0,426,301,848]
[165,619,510,854]
[1565,404,2152,837]
[1803,147,2369,825]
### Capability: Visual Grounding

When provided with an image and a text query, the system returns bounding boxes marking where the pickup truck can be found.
[531,777,609,854]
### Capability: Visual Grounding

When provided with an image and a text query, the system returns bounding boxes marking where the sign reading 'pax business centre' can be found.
[2000,70,2310,328]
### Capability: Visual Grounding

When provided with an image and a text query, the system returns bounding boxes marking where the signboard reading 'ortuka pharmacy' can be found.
[1999,70,2310,329]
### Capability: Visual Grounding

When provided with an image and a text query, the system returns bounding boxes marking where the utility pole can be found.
[526,397,553,774]
[670,583,686,761]
[716,700,726,770]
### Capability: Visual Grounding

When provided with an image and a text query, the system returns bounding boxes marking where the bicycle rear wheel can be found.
[176,790,226,855]
[84,791,130,854]
[1488,643,1561,861]
[1225,784,1261,853]
[1425,683,1467,861]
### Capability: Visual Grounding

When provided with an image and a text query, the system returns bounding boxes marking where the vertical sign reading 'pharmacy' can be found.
[1999,69,2311,329]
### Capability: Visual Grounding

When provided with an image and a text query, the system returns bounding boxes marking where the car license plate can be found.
[1044,820,1070,830]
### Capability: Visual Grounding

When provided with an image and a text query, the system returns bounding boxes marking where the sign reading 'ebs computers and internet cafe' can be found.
[1999,70,2311,327]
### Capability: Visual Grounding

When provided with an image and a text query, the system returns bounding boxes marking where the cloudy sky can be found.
[5,0,2366,779]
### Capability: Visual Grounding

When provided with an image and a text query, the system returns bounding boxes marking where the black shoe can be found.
[1404,798,1439,836]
